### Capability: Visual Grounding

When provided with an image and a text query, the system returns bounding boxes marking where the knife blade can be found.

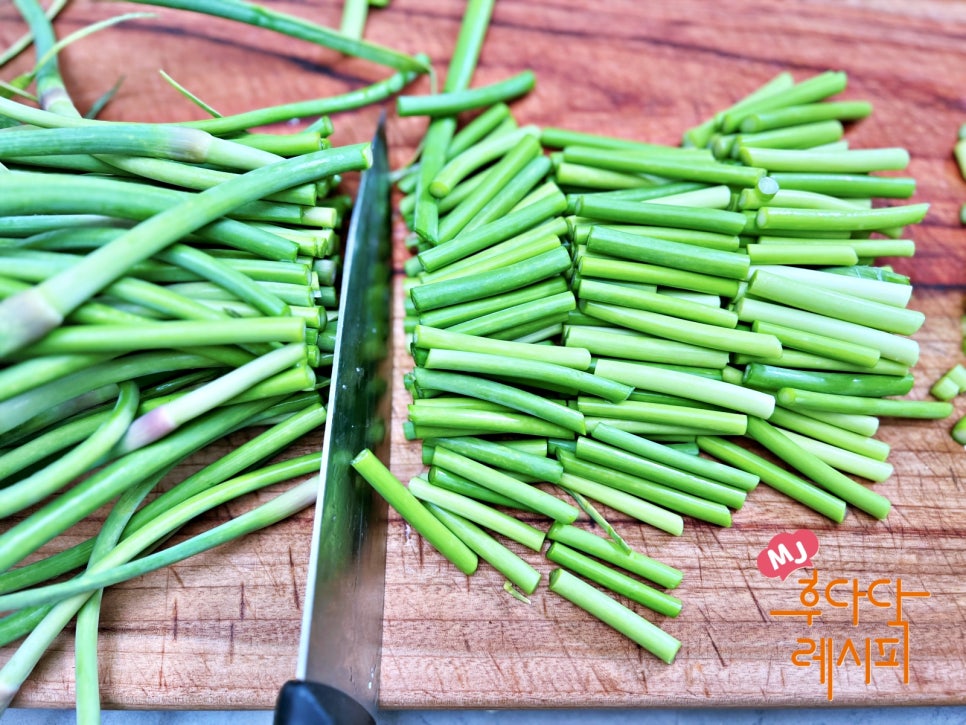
[275,116,392,725]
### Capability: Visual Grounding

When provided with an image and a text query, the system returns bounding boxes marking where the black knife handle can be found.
[274,680,375,725]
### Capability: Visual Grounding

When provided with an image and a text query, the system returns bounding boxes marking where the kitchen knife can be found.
[274,115,392,725]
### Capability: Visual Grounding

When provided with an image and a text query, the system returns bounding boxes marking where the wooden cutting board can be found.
[2,0,966,710]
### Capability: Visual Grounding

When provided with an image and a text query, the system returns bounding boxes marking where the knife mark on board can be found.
[287,546,300,610]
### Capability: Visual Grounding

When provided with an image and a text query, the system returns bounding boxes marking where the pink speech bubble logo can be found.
[756,529,820,581]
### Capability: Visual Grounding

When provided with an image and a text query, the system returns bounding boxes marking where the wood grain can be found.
[2,0,966,711]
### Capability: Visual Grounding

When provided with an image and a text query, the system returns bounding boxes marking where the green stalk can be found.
[13,212,299,265]
[0,352,225,436]
[398,70,535,117]
[124,401,325,533]
[564,145,765,188]
[738,100,872,132]
[755,203,928,234]
[0,144,370,357]
[165,280,314,307]
[749,320,880,368]
[0,399,324,594]
[418,190,568,272]
[731,120,844,158]
[0,214,115,237]
[429,436,562,483]
[0,608,53,651]
[0,124,279,170]
[429,126,539,199]
[407,406,572,438]
[775,387,953,419]
[413,367,585,434]
[339,0,369,38]
[0,454,319,709]
[740,189,871,213]
[492,316,568,343]
[461,160,554,235]
[747,269,924,335]
[431,446,579,523]
[0,382,139,515]
[125,0,426,73]
[744,243,857,266]
[0,0,68,69]
[777,428,893,482]
[574,437,746,510]
[0,476,317,618]
[437,135,543,243]
[695,436,846,522]
[572,222,740,251]
[428,467,534,510]
[952,416,966,445]
[563,325,729,369]
[11,0,77,117]
[412,119,455,243]
[21,317,303,356]
[593,358,776,418]
[0,352,114,402]
[351,450,477,575]
[427,503,541,594]
[591,422,758,491]
[734,176,780,209]
[733,297,920,366]
[739,146,909,172]
[578,255,740,297]
[574,196,747,235]
[735,349,907,377]
[576,397,747,436]
[568,181,708,210]
[555,162,658,191]
[546,522,682,589]
[442,0,495,92]
[99,154,318,204]
[822,265,910,285]
[424,348,632,404]
[785,237,915,258]
[698,71,797,140]
[576,278,738,328]
[414,324,589,369]
[409,0,494,236]
[409,396,514,412]
[162,63,429,134]
[767,172,915,199]
[717,71,849,132]
[0,407,111,482]
[541,127,710,154]
[408,477,545,551]
[446,102,512,158]
[548,568,681,664]
[556,450,732,527]
[0,398,277,574]
[117,343,307,452]
[555,472,685,536]
[795,408,880,437]
[767,406,889,461]
[75,466,165,724]
[744,416,891,519]
[563,489,631,555]
[546,543,682,617]
[930,365,966,401]
[581,300,781,359]
[411,246,569,312]
[743,364,914,398]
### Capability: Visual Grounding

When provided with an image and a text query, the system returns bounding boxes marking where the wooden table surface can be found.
[2,0,966,711]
